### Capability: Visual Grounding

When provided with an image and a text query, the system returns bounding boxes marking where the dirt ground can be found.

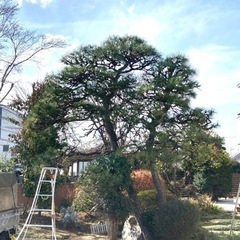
[16,212,109,240]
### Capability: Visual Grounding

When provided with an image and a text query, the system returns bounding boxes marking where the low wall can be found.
[17,183,76,211]
[55,183,75,207]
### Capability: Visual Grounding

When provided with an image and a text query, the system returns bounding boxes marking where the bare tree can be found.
[0,0,65,102]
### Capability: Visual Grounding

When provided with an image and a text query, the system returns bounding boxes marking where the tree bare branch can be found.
[0,0,66,102]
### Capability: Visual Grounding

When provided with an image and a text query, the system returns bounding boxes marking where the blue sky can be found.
[13,0,240,154]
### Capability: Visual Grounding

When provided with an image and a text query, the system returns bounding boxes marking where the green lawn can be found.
[202,214,240,239]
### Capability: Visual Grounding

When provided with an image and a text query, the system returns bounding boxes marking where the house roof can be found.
[233,153,240,161]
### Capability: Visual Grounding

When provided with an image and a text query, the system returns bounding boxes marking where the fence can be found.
[90,222,108,234]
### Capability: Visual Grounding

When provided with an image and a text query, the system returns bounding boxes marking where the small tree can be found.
[0,0,65,102]
[78,153,134,240]
[193,148,233,200]
[162,125,224,197]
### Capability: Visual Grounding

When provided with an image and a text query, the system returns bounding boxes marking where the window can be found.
[3,145,9,152]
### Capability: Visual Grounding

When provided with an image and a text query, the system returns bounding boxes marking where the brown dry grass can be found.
[16,212,108,240]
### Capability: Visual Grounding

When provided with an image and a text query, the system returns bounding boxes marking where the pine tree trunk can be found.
[150,168,166,206]
[107,217,118,240]
[128,186,155,240]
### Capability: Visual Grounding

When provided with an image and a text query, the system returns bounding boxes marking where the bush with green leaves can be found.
[141,199,200,240]
[73,181,98,217]
[193,151,233,201]
[138,189,157,211]
[74,153,135,240]
[190,227,221,240]
[188,195,224,217]
[0,158,15,172]
[138,189,177,211]
[75,153,134,221]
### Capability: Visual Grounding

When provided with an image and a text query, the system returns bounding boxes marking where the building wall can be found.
[0,104,21,161]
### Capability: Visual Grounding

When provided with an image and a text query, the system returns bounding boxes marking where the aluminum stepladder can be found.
[17,167,58,240]
[230,182,240,235]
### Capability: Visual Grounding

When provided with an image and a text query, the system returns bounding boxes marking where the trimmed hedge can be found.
[141,199,200,240]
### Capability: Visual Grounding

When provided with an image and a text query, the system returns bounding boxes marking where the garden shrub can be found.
[73,183,98,215]
[138,189,157,211]
[141,199,200,240]
[131,169,166,192]
[140,208,156,237]
[131,169,155,191]
[165,189,178,201]
[193,155,232,201]
[190,226,220,240]
[74,153,134,220]
[188,194,224,216]
[138,189,177,211]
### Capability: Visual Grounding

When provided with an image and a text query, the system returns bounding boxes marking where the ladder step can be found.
[40,180,53,183]
[32,209,52,212]
[38,194,53,197]
[16,167,58,239]
[26,224,53,228]
[42,167,58,170]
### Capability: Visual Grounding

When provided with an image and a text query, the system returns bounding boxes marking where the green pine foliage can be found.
[9,35,232,240]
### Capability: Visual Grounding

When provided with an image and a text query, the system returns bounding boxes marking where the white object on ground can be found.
[122,215,141,240]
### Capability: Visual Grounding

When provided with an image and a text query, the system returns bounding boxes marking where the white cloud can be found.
[128,16,166,43]
[17,0,23,7]
[187,45,240,152]
[187,45,240,106]
[18,0,54,8]
[127,4,135,14]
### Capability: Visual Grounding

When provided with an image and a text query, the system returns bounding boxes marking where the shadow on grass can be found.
[202,213,240,240]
